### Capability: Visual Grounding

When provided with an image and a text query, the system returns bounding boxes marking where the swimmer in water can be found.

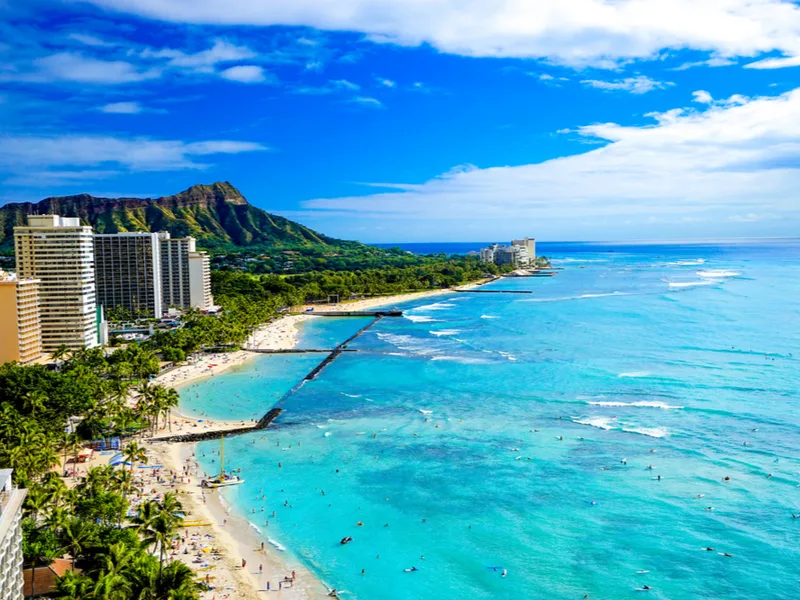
[701,547,715,551]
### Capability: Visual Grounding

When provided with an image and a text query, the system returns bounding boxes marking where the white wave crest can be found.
[413,302,456,311]
[377,333,440,356]
[430,329,463,337]
[480,315,499,319]
[670,259,706,266]
[405,314,440,323]
[697,269,741,278]
[573,416,617,430]
[418,409,433,414]
[342,393,361,398]
[431,355,490,364]
[668,280,716,289]
[268,538,286,551]
[622,426,669,438]
[587,400,683,409]
[618,371,650,378]
[525,291,629,303]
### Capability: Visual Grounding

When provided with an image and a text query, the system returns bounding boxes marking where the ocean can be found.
[182,240,800,599]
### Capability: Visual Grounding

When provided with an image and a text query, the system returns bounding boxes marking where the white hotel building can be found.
[0,470,26,600]
[14,216,99,351]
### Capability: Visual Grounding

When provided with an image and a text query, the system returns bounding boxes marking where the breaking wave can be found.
[587,400,683,409]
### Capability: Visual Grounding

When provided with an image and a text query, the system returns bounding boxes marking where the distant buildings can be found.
[188,250,213,310]
[479,237,536,267]
[94,232,163,318]
[0,469,27,600]
[160,234,213,311]
[0,271,42,365]
[14,216,99,352]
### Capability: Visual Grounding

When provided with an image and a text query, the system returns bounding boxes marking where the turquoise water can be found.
[186,242,800,599]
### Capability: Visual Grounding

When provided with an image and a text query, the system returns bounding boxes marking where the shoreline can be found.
[149,284,481,598]
[145,441,327,599]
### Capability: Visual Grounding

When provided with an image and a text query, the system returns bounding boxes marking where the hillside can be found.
[0,182,360,252]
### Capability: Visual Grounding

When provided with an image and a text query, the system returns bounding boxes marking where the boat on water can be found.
[201,436,245,488]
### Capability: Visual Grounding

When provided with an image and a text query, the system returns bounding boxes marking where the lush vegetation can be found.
[0,346,198,599]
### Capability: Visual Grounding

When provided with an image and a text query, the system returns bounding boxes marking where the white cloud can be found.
[301,89,800,233]
[332,79,360,90]
[349,96,383,108]
[84,0,800,68]
[219,65,269,83]
[692,90,713,104]
[673,56,737,70]
[744,55,800,69]
[68,33,115,47]
[581,75,673,94]
[376,77,396,87]
[0,134,267,184]
[98,101,144,114]
[142,40,257,71]
[0,52,161,84]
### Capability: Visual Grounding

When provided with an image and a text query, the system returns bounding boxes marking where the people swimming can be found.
[340,536,353,545]
[404,566,419,572]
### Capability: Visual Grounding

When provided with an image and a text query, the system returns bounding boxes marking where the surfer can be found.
[701,547,715,551]
[720,552,734,557]
[404,566,419,572]
[501,569,507,578]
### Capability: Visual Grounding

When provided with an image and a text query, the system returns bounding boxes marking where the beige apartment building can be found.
[14,216,98,352]
[0,271,42,365]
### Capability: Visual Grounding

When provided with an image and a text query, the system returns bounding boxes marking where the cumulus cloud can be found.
[692,90,713,104]
[0,134,267,185]
[301,89,800,232]
[376,77,396,87]
[219,65,270,83]
[84,0,800,68]
[581,75,673,94]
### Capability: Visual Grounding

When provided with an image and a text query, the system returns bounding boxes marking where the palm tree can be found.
[22,390,47,418]
[54,570,93,599]
[162,388,180,433]
[51,343,71,366]
[122,441,147,474]
[61,433,81,476]
[61,518,90,570]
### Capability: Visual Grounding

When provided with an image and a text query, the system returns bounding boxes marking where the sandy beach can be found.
[144,285,479,599]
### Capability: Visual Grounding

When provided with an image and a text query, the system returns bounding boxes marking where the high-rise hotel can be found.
[94,232,163,318]
[14,216,98,351]
[160,233,213,311]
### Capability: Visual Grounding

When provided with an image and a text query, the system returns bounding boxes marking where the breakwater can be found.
[152,408,283,443]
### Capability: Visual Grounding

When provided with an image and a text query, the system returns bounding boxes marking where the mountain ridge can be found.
[0,182,357,251]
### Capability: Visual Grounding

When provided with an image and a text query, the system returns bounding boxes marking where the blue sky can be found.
[2,0,800,242]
